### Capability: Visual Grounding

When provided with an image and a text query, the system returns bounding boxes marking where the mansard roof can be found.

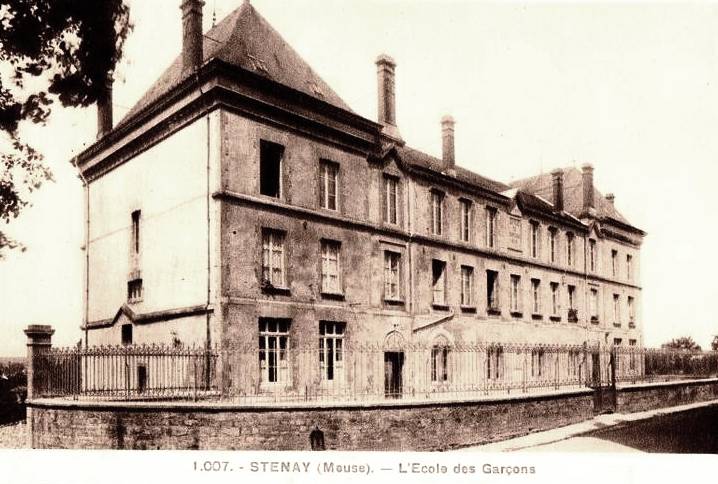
[118,1,352,127]
[510,168,644,234]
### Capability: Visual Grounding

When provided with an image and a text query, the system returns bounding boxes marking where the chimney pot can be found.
[582,163,595,212]
[550,168,564,211]
[181,0,205,75]
[441,115,455,169]
[376,54,397,126]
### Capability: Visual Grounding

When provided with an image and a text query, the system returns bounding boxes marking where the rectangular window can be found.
[613,294,621,325]
[629,339,637,370]
[550,282,559,316]
[461,265,474,306]
[261,230,286,288]
[589,239,597,272]
[259,140,284,198]
[486,207,497,248]
[531,278,541,314]
[568,285,576,309]
[121,324,133,346]
[319,321,345,382]
[531,349,545,378]
[530,221,540,258]
[431,190,444,235]
[568,350,580,378]
[486,270,499,312]
[432,259,447,306]
[431,342,450,383]
[127,278,143,302]
[486,345,504,381]
[611,250,618,277]
[460,199,472,242]
[613,338,623,346]
[384,251,401,300]
[321,240,341,294]
[590,288,599,323]
[383,175,399,224]
[131,210,141,255]
[566,232,575,266]
[510,275,521,313]
[549,227,557,263]
[628,296,635,326]
[626,254,633,280]
[319,160,339,210]
[259,319,290,384]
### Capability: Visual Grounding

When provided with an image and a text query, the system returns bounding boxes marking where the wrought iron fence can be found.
[30,342,718,403]
[32,344,218,401]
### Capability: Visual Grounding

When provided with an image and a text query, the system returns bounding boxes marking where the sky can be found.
[1,0,717,356]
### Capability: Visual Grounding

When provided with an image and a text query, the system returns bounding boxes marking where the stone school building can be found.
[73,1,644,396]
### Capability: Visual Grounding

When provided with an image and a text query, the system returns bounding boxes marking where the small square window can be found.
[128,278,143,302]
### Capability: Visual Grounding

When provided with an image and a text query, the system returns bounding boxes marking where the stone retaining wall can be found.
[28,390,593,450]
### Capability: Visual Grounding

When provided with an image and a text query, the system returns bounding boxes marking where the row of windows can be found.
[261,227,639,324]
[257,140,634,282]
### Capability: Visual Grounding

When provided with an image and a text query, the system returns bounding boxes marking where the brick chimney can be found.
[181,0,205,75]
[582,163,595,212]
[96,76,113,139]
[441,115,455,170]
[551,168,564,211]
[375,55,403,141]
[606,193,615,205]
[376,54,397,126]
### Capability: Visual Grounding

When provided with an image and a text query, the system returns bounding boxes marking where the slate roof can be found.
[118,1,352,126]
[509,167,641,231]
[397,146,509,194]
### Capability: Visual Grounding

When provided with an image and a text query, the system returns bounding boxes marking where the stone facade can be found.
[74,2,645,394]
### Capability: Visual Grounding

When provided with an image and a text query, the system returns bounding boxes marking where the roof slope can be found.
[119,2,352,126]
[398,146,509,194]
[510,167,631,225]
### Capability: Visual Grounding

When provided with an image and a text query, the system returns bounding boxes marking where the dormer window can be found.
[589,239,597,272]
[460,199,472,242]
[430,190,444,236]
[530,221,540,258]
[383,174,399,225]
[486,207,497,248]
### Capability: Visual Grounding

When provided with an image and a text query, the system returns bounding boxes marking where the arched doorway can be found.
[383,331,405,399]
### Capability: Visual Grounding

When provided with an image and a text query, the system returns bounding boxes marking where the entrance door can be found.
[384,352,404,398]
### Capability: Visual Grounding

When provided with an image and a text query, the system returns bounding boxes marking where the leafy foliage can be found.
[662,336,702,351]
[0,0,132,258]
[712,336,718,352]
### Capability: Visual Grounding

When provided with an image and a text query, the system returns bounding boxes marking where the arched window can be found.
[431,336,450,383]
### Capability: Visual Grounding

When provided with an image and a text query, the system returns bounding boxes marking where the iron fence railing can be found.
[30,343,718,403]
[32,344,218,401]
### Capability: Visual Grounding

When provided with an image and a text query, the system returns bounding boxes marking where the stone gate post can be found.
[24,324,54,449]
[24,325,54,400]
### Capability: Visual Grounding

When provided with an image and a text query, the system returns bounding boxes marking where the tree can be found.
[711,336,718,352]
[662,336,702,351]
[1,0,132,258]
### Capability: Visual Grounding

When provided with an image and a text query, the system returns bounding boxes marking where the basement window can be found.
[260,140,284,198]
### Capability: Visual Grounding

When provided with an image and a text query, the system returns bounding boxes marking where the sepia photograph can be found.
[1,0,717,478]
